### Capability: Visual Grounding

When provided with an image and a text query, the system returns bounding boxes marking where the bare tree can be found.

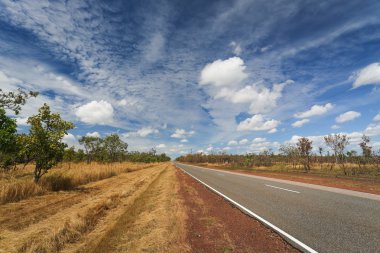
[280,144,299,170]
[296,137,313,172]
[324,134,350,175]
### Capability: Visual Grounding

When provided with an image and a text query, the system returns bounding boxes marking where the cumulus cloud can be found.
[373,113,380,121]
[86,131,101,138]
[228,140,238,145]
[62,133,78,148]
[239,138,249,145]
[364,123,380,136]
[294,103,333,118]
[180,139,188,143]
[336,111,361,123]
[200,57,247,87]
[216,80,292,114]
[237,114,279,132]
[156,143,166,148]
[229,41,242,56]
[331,125,340,129]
[125,126,159,138]
[252,137,266,143]
[352,63,380,88]
[15,117,29,126]
[171,129,195,139]
[75,100,114,125]
[292,119,310,128]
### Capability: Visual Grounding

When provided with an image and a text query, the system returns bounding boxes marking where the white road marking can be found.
[265,184,300,194]
[178,166,318,253]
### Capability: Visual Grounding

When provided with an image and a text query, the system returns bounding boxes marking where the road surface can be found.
[175,162,380,253]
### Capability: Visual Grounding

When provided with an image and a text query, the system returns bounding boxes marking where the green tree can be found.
[324,134,350,174]
[0,108,18,169]
[27,103,74,182]
[0,88,38,115]
[103,134,128,162]
[64,147,76,169]
[79,136,103,163]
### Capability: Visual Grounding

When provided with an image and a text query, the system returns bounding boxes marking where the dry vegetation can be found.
[0,162,189,253]
[0,162,155,204]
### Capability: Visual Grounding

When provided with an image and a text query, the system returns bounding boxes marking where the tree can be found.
[0,88,38,115]
[0,109,18,169]
[79,136,102,163]
[296,137,313,172]
[27,104,74,182]
[103,134,128,162]
[324,134,350,174]
[280,144,299,170]
[359,135,372,159]
[64,147,76,169]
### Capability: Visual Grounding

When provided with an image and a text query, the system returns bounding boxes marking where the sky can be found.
[1,0,380,157]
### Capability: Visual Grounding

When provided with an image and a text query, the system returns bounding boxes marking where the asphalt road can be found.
[175,162,380,253]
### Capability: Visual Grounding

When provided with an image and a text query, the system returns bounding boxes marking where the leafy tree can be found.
[79,136,102,163]
[64,147,76,169]
[27,104,74,182]
[0,88,38,115]
[0,109,18,169]
[103,134,128,162]
[296,137,313,172]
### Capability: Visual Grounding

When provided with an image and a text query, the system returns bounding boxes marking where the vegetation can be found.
[0,88,170,185]
[177,134,380,177]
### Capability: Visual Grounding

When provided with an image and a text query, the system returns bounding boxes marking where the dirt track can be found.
[0,163,188,253]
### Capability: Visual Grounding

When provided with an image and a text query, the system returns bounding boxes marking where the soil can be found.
[177,169,299,253]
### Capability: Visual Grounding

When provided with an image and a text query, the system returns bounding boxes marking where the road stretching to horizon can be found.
[175,162,380,253]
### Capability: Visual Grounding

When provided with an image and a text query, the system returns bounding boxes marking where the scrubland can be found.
[0,162,189,253]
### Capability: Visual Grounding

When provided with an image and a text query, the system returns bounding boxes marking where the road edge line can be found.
[177,166,318,253]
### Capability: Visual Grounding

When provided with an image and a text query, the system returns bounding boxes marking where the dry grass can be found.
[0,163,188,253]
[0,162,153,204]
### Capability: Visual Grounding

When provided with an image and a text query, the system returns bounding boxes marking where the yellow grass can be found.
[0,163,189,253]
[0,162,154,204]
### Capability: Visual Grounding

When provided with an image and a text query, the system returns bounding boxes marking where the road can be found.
[175,162,380,253]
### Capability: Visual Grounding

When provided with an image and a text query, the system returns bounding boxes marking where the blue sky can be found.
[1,0,380,157]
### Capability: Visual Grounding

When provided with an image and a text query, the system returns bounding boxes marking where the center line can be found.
[265,184,300,194]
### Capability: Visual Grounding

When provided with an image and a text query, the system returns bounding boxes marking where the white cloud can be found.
[268,128,278,134]
[206,146,214,151]
[171,129,195,139]
[237,114,280,132]
[331,125,340,129]
[292,119,310,128]
[228,140,238,146]
[373,113,380,121]
[229,41,242,56]
[252,137,266,143]
[62,133,78,148]
[156,143,166,148]
[136,127,159,137]
[364,123,380,136]
[200,57,247,87]
[75,100,114,125]
[86,131,100,138]
[239,138,249,145]
[352,62,380,88]
[15,117,29,126]
[180,139,188,143]
[294,103,333,118]
[216,80,292,114]
[336,111,361,123]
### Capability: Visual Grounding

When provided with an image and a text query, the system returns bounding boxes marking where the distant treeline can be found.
[64,135,170,164]
[176,134,380,176]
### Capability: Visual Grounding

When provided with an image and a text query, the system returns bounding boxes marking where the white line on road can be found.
[265,184,300,194]
[177,166,318,253]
